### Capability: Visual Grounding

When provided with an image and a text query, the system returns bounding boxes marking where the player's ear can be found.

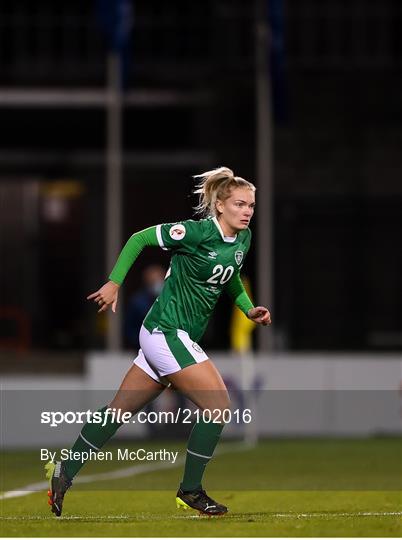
[215,198,224,214]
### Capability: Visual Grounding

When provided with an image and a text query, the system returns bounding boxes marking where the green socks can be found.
[63,406,123,479]
[180,419,224,492]
[62,406,224,490]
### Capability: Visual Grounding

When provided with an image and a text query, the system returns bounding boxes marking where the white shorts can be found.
[133,325,209,386]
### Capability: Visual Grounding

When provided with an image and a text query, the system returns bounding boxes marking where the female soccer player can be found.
[46,166,271,517]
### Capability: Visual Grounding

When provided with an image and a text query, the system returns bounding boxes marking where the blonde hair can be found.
[193,166,256,217]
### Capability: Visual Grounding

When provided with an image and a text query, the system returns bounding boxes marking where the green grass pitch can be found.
[1,439,401,537]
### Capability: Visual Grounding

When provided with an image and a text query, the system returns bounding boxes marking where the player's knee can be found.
[218,401,232,424]
[108,399,131,415]
[202,397,231,424]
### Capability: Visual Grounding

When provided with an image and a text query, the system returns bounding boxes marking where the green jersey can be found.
[143,217,251,342]
[109,216,254,344]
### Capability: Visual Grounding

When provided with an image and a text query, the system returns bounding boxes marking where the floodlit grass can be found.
[1,439,401,537]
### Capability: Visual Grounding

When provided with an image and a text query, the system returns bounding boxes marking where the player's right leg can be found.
[46,361,166,516]
[45,461,72,517]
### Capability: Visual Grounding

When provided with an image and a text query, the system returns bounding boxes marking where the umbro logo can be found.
[208,251,218,259]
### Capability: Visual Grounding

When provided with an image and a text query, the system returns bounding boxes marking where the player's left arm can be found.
[247,305,271,326]
[225,228,271,326]
[225,272,271,326]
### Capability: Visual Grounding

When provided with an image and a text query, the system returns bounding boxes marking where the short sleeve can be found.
[155,219,204,253]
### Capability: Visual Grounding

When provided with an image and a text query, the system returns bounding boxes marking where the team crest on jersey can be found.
[235,250,244,265]
[169,223,186,240]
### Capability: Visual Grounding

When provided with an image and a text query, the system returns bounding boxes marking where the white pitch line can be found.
[1,511,401,521]
[0,441,249,501]
[0,515,130,521]
[174,511,402,520]
[268,511,402,519]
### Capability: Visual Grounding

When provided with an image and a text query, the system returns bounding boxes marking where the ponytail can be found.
[193,166,255,217]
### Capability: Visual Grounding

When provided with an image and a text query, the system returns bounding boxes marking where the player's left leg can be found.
[137,327,230,515]
[167,360,231,515]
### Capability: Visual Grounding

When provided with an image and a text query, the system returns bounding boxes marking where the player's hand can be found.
[87,281,120,313]
[247,306,271,326]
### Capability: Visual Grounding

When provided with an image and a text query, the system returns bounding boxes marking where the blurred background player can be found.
[125,264,165,349]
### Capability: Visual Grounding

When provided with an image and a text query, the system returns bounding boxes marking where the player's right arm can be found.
[87,220,202,313]
[87,226,160,313]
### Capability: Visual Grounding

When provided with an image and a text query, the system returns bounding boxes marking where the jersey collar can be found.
[212,216,237,243]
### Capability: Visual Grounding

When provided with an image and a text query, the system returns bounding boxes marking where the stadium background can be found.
[1,0,402,537]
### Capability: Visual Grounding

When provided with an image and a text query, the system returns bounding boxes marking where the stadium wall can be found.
[2,354,402,448]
